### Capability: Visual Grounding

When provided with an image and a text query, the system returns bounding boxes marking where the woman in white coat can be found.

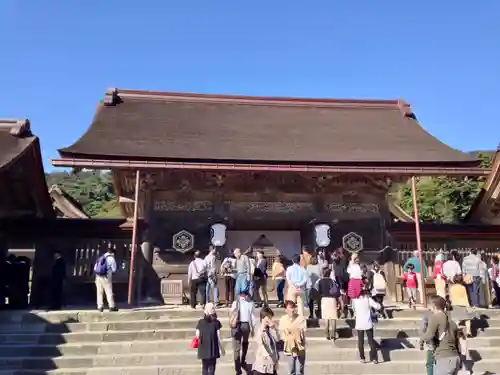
[352,288,381,364]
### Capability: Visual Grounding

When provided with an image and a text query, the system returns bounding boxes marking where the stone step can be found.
[0,317,451,334]
[0,323,498,344]
[0,347,495,370]
[0,335,499,356]
[0,317,494,337]
[0,306,489,324]
[0,359,496,374]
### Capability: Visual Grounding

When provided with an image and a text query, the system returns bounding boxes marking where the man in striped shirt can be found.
[462,249,482,308]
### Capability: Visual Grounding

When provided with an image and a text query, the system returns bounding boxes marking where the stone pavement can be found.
[0,306,497,374]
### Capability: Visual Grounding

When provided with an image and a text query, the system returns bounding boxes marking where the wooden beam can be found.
[127,170,141,306]
[51,158,489,177]
[112,170,128,219]
[119,196,135,204]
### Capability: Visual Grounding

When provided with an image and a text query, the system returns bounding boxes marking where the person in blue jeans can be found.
[272,256,286,308]
[462,249,482,308]
[234,248,251,296]
[204,246,220,306]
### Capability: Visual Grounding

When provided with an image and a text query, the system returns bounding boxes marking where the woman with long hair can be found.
[317,268,340,340]
[195,303,225,375]
[252,306,280,375]
[347,253,363,300]
[433,251,446,298]
[331,250,348,318]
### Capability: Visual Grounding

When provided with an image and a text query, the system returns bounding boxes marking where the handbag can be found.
[189,336,199,349]
[230,299,240,329]
[463,274,473,285]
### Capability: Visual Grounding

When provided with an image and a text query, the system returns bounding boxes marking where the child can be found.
[401,264,418,308]
[419,308,434,375]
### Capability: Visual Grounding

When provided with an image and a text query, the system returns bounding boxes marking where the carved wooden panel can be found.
[153,200,213,212]
[123,170,394,196]
[228,201,314,214]
[325,203,380,214]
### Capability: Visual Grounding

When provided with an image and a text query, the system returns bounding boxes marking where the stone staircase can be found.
[0,306,498,374]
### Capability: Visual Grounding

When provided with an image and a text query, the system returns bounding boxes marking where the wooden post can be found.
[411,176,427,308]
[127,170,141,306]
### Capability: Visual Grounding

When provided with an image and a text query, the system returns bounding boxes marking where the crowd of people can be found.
[188,246,389,320]
[3,245,498,375]
[189,246,500,375]
[189,246,389,375]
[404,248,500,310]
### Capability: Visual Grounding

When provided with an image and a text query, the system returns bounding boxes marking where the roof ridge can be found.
[0,118,32,137]
[102,88,412,111]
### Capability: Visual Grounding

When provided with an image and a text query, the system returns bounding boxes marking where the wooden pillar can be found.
[137,179,155,304]
[127,170,141,306]
[411,176,427,308]
[380,246,397,303]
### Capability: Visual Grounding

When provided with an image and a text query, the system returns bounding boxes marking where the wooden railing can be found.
[61,238,132,283]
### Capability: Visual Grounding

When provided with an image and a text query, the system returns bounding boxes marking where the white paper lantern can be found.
[314,224,331,247]
[210,223,227,247]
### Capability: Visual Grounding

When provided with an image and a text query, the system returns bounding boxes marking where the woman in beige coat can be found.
[252,307,280,375]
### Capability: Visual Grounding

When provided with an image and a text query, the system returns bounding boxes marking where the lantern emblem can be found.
[210,223,227,247]
[342,232,363,253]
[314,224,331,247]
[173,230,195,253]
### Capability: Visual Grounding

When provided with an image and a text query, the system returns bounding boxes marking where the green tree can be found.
[395,152,493,223]
[46,170,123,218]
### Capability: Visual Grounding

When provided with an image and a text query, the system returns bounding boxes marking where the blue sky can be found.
[1,1,498,171]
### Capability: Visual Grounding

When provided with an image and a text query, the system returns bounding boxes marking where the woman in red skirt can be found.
[347,253,363,300]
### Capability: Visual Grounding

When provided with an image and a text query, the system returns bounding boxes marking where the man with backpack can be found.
[94,248,118,312]
[367,261,387,319]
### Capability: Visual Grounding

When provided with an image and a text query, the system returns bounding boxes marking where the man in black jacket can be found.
[50,251,66,310]
[331,249,349,318]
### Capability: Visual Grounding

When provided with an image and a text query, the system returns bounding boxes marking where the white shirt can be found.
[204,253,217,277]
[231,298,255,329]
[443,260,462,279]
[188,258,206,282]
[353,296,381,330]
[347,263,362,279]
